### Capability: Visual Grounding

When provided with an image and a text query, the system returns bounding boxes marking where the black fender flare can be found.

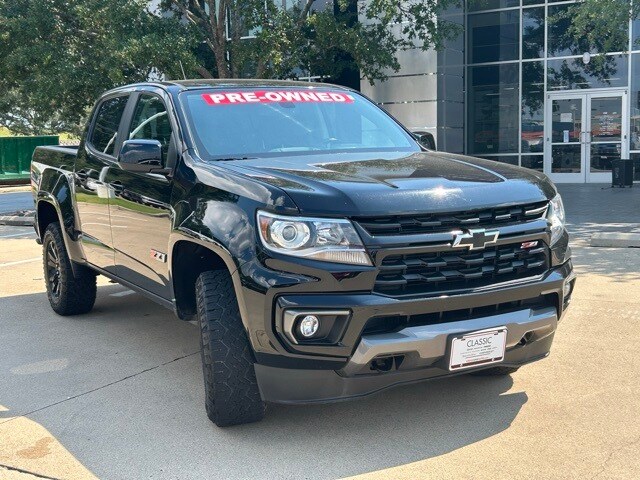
[35,172,85,269]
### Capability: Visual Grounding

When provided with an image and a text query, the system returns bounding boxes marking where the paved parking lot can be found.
[1,185,639,479]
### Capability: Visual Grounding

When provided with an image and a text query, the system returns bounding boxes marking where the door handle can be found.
[109,181,124,194]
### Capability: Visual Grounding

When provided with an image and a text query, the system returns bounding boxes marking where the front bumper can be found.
[256,305,557,404]
[250,260,574,404]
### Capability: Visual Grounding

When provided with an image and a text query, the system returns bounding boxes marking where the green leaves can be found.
[0,0,197,135]
[0,0,462,134]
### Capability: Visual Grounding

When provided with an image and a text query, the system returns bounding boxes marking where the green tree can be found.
[0,0,198,135]
[0,0,462,135]
[161,0,462,83]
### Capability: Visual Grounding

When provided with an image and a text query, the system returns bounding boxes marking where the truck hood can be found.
[220,150,556,216]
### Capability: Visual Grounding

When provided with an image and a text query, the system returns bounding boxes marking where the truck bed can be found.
[32,145,78,170]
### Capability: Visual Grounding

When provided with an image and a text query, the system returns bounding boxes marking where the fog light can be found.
[298,315,319,338]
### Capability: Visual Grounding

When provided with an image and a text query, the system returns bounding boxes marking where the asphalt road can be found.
[0,191,34,214]
[1,186,639,479]
[0,225,35,239]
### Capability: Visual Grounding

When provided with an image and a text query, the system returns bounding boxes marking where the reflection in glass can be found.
[468,0,518,13]
[468,11,519,63]
[590,143,620,172]
[522,7,544,59]
[551,98,582,143]
[522,155,544,172]
[547,4,626,57]
[633,19,640,49]
[630,54,640,149]
[547,56,628,91]
[468,64,519,155]
[590,97,622,142]
[629,153,640,181]
[522,62,544,153]
[552,144,582,173]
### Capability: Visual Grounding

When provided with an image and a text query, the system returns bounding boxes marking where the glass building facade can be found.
[466,0,640,182]
[362,0,640,182]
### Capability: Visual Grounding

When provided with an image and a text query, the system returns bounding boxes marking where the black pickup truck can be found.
[32,80,575,427]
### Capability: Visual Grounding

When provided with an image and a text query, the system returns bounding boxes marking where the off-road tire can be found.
[470,366,520,376]
[42,222,97,315]
[196,270,265,427]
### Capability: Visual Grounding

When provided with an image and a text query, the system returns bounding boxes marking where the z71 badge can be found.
[150,249,167,263]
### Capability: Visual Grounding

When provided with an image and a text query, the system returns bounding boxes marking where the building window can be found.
[468,0,519,12]
[630,54,640,149]
[547,3,627,57]
[468,64,519,155]
[521,155,544,172]
[522,7,544,59]
[547,4,590,58]
[522,61,544,153]
[468,11,519,63]
[547,55,628,91]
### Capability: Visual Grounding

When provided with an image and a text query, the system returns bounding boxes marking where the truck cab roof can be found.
[103,79,352,97]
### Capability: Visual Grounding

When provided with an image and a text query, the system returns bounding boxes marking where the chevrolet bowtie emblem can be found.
[452,229,500,250]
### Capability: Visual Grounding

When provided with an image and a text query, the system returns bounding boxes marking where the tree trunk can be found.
[212,40,229,78]
[196,65,214,79]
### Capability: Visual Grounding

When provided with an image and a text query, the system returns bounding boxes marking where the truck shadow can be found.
[245,375,526,478]
[1,285,528,479]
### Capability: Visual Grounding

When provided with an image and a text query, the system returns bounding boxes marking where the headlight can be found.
[257,211,372,266]
[547,193,566,245]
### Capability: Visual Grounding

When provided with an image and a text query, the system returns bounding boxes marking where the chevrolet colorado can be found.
[31,80,575,427]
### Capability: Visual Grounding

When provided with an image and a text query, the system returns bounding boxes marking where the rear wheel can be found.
[42,222,97,315]
[470,366,520,376]
[196,270,265,427]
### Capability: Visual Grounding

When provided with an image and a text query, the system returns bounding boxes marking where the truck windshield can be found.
[179,88,420,159]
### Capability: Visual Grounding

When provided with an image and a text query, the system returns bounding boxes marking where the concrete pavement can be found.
[0,186,639,479]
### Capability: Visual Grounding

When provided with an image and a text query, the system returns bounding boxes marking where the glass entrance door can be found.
[545,90,628,183]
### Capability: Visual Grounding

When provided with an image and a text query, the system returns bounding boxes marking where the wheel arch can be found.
[36,199,60,240]
[169,236,241,321]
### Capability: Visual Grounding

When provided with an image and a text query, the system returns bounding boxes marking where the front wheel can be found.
[196,270,265,427]
[42,222,97,315]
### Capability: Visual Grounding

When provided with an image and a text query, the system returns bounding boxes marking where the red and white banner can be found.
[202,90,355,105]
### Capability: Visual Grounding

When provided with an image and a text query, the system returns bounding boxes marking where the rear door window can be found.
[90,96,129,156]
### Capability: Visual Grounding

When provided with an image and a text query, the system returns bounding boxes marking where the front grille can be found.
[362,294,556,335]
[355,201,548,236]
[375,241,549,296]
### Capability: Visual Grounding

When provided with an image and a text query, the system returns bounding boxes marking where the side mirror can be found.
[118,140,164,173]
[413,131,436,150]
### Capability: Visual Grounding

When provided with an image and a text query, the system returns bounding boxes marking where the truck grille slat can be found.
[376,242,549,296]
[355,201,548,236]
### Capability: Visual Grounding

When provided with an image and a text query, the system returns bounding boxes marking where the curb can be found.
[591,232,640,248]
[0,210,35,227]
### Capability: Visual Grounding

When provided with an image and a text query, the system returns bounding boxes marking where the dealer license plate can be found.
[449,327,507,371]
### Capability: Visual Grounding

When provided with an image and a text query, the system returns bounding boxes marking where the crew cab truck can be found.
[32,80,575,427]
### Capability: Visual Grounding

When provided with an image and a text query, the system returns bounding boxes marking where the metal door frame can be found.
[544,88,628,183]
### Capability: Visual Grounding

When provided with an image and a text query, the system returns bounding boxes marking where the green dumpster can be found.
[0,135,59,184]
